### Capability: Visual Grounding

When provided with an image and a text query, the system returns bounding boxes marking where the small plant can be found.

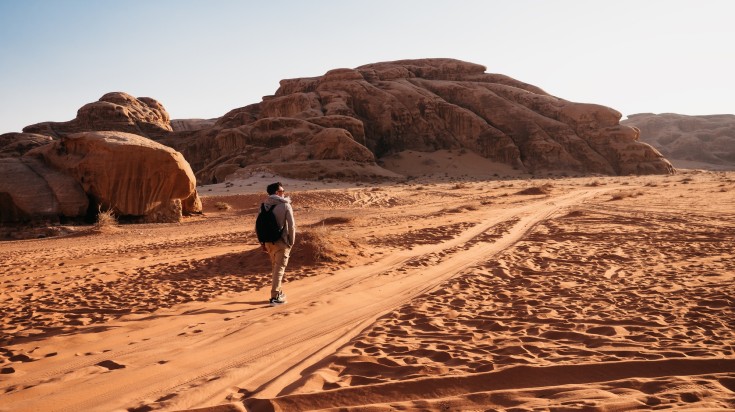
[516,183,553,195]
[214,202,232,211]
[95,206,118,230]
[299,226,332,263]
[610,190,641,201]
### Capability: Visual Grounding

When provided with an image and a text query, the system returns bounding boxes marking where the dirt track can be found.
[1,172,734,412]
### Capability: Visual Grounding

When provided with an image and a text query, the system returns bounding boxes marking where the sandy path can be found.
[0,188,603,412]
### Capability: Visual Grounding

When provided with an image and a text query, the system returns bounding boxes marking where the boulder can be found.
[0,157,88,223]
[23,92,173,140]
[27,131,201,222]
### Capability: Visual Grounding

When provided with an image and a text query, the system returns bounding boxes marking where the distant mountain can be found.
[622,113,735,170]
[169,58,673,182]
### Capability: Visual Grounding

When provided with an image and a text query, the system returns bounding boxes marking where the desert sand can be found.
[1,158,734,411]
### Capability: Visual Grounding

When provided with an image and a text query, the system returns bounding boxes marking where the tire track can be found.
[2,188,609,411]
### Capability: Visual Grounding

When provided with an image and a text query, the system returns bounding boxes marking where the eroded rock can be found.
[27,131,200,222]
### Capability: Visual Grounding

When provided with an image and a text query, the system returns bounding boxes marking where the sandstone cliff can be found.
[622,113,735,170]
[172,58,673,182]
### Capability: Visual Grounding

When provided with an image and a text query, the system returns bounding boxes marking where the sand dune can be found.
[1,169,733,411]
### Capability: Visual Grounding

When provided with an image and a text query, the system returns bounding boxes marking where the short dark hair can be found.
[267,182,283,195]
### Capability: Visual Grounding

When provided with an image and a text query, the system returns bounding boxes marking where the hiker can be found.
[258,182,296,305]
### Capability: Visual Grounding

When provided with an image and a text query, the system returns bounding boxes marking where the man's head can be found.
[267,182,284,195]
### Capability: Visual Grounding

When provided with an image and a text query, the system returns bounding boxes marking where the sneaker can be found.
[269,292,286,306]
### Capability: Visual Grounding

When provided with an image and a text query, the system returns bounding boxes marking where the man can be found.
[259,182,296,305]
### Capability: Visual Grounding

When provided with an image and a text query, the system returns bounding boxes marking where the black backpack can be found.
[255,203,284,243]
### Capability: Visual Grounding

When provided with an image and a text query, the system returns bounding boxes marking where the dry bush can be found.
[295,226,352,263]
[309,216,354,226]
[214,202,232,211]
[516,183,553,195]
[586,180,604,187]
[95,207,118,231]
[610,190,642,201]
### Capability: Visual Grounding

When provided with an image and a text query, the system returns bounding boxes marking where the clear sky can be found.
[1,0,733,134]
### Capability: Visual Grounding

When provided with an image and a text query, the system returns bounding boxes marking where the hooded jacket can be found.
[261,194,296,247]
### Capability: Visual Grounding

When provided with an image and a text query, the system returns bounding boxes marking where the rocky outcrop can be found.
[25,131,201,222]
[23,92,172,140]
[172,58,673,181]
[0,157,88,223]
[0,133,54,158]
[10,59,675,186]
[178,116,376,183]
[170,118,217,132]
[622,113,735,169]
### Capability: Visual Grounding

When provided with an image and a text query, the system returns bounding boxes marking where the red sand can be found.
[1,167,734,411]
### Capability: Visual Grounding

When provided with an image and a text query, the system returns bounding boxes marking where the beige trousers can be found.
[264,240,291,298]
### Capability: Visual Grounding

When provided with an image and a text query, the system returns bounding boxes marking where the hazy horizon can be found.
[1,0,733,134]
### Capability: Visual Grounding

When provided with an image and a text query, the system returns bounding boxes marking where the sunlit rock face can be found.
[176,58,673,182]
[9,59,675,186]
[26,131,201,222]
[23,92,173,140]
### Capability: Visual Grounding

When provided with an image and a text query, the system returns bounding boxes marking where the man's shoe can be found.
[269,292,286,306]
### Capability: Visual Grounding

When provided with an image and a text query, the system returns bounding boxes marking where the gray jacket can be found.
[262,195,296,247]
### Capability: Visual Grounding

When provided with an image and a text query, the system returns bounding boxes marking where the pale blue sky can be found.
[1,0,733,134]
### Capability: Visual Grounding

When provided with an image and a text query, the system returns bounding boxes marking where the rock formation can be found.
[4,59,677,219]
[170,118,217,132]
[622,113,735,169]
[22,131,201,223]
[0,133,54,158]
[0,157,88,223]
[22,92,172,140]
[170,58,673,182]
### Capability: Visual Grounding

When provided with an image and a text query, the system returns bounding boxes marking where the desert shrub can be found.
[95,207,118,230]
[610,190,642,201]
[309,216,353,226]
[296,226,351,263]
[516,183,553,195]
[214,202,232,211]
